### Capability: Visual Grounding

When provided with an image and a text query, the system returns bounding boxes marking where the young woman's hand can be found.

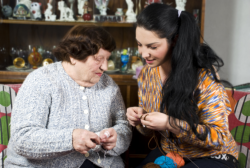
[126,107,146,126]
[99,128,117,150]
[72,129,100,154]
[140,112,181,134]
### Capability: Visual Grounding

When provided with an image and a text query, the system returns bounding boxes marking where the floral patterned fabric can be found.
[229,94,250,168]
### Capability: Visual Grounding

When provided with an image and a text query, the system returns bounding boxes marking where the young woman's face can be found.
[136,27,171,68]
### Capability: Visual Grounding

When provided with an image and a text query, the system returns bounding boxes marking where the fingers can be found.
[99,128,117,150]
[126,107,145,126]
[90,133,101,145]
[141,119,151,127]
[86,139,98,149]
[100,128,117,143]
[102,143,116,150]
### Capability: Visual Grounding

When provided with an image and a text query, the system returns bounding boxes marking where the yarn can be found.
[92,131,110,152]
[166,152,185,168]
[154,156,177,168]
[153,152,185,168]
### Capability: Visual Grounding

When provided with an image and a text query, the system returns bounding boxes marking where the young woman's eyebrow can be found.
[136,39,159,46]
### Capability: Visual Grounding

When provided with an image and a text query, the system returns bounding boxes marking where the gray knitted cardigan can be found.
[5,62,132,168]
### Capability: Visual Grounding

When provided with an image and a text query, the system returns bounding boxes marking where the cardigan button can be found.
[85,152,89,157]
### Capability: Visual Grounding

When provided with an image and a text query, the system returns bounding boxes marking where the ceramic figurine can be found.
[18,0,32,10]
[125,0,136,22]
[13,0,32,19]
[77,0,86,16]
[30,2,42,20]
[58,1,75,21]
[68,0,75,14]
[1,5,12,18]
[115,8,123,16]
[175,0,186,11]
[45,0,56,21]
[94,0,109,15]
[82,1,92,20]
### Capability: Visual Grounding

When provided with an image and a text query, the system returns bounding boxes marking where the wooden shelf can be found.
[0,19,136,27]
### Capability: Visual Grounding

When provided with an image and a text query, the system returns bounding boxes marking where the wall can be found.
[204,0,250,86]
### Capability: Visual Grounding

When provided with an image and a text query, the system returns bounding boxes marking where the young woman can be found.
[126,3,239,168]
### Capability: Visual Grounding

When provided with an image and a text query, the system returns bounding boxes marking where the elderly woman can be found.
[5,25,132,168]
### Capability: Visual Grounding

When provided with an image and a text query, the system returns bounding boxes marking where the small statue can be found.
[44,0,56,21]
[30,2,42,20]
[94,0,109,15]
[58,1,75,21]
[175,0,186,11]
[18,0,32,10]
[83,1,92,21]
[125,0,136,22]
[77,0,86,16]
[13,0,32,19]
[1,5,12,18]
[68,0,75,14]
[83,1,92,13]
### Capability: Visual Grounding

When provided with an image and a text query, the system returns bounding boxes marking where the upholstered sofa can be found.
[0,84,249,168]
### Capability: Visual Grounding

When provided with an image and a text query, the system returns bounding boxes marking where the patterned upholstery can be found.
[0,84,19,167]
[229,93,250,168]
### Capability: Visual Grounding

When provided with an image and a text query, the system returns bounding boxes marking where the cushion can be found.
[0,84,17,166]
[229,94,250,168]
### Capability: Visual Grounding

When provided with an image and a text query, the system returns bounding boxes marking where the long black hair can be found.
[137,3,225,142]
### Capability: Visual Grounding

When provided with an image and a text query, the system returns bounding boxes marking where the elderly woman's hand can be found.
[99,128,117,150]
[72,129,101,154]
[126,107,146,126]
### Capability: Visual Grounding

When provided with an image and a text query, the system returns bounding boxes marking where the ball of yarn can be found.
[143,162,161,168]
[166,152,185,168]
[154,156,177,168]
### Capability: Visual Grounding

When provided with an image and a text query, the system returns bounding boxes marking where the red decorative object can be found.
[83,13,91,21]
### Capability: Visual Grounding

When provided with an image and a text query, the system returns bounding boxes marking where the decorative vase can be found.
[115,8,123,16]
[83,13,91,21]
[28,47,43,69]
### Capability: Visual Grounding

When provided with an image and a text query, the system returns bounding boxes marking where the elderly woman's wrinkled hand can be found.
[72,129,101,154]
[99,128,117,150]
[126,107,145,126]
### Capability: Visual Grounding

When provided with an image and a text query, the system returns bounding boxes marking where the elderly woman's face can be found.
[71,48,111,86]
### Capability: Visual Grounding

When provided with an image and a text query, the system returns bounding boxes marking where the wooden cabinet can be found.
[0,0,206,167]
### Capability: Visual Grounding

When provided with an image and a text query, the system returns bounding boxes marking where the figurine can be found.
[1,5,12,18]
[83,1,92,13]
[44,0,56,21]
[58,1,75,21]
[77,0,86,16]
[175,0,186,11]
[13,0,31,19]
[115,8,123,16]
[125,0,136,22]
[30,2,42,20]
[18,0,32,9]
[68,0,75,14]
[83,1,92,21]
[94,0,109,15]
